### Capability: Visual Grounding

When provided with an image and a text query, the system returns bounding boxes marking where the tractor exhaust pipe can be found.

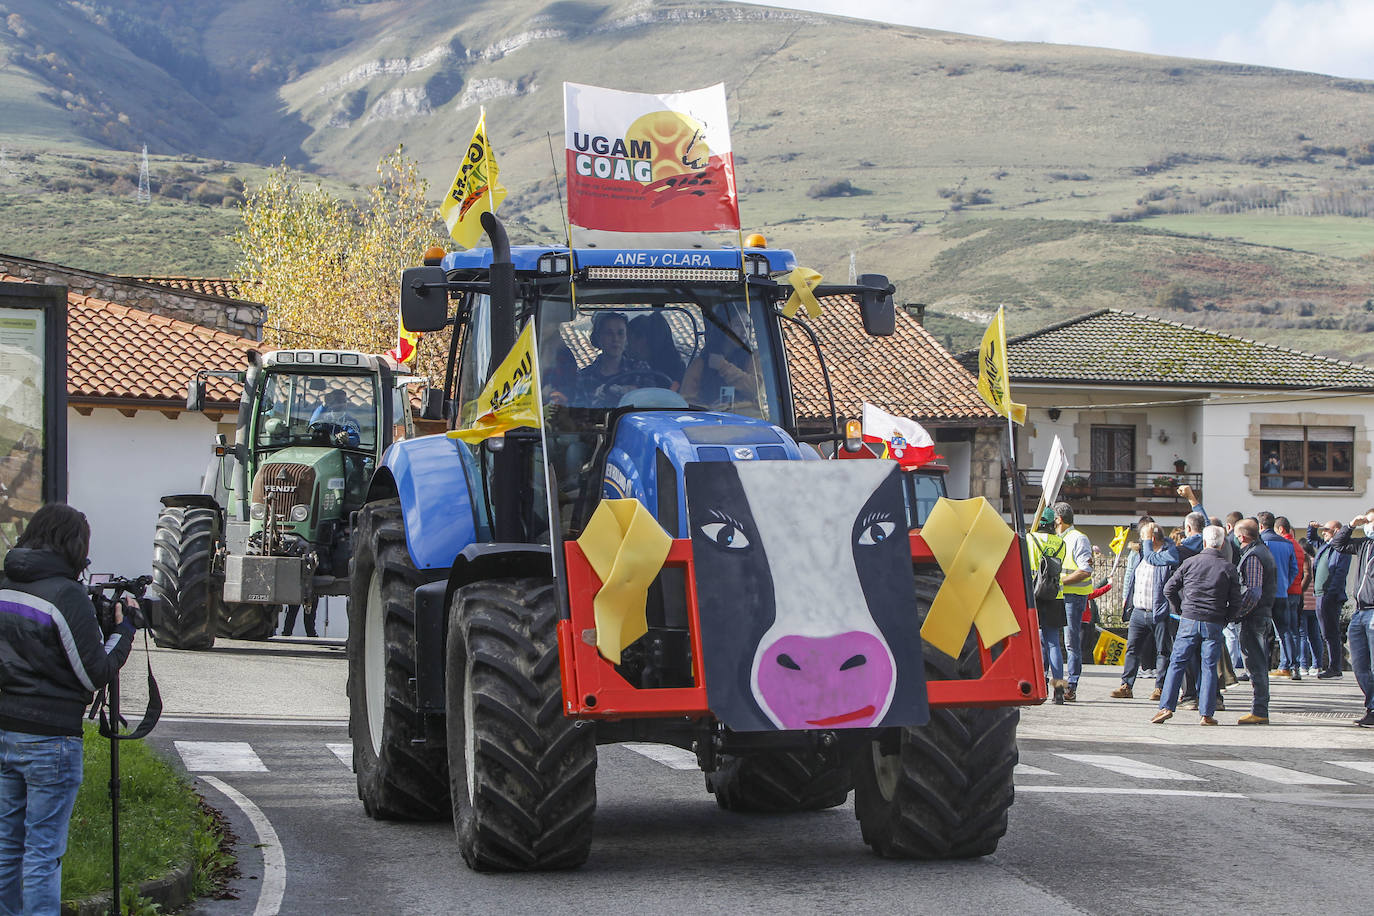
[234,350,263,520]
[479,212,522,542]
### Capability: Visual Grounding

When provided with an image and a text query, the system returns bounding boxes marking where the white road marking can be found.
[175,740,268,772]
[1020,786,1245,799]
[200,775,287,916]
[327,743,353,768]
[622,742,700,770]
[1327,760,1374,777]
[1055,753,1203,781]
[1015,763,1058,776]
[1194,759,1351,786]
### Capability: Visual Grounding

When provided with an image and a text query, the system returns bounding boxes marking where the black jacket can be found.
[1163,547,1242,625]
[0,547,134,736]
[1329,524,1374,609]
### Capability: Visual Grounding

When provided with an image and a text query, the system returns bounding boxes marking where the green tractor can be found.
[150,349,416,649]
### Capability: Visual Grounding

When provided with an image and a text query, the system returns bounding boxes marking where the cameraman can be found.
[0,504,135,915]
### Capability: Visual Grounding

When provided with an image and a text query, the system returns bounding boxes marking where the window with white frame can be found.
[1258,424,1354,490]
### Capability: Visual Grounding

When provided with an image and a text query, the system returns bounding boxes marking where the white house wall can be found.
[68,408,221,579]
[1199,394,1374,522]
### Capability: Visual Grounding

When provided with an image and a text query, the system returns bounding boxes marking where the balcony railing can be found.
[1011,469,1204,518]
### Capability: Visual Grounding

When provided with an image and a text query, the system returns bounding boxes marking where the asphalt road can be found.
[124,638,1374,915]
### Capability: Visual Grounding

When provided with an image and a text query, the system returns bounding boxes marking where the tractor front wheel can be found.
[706,752,851,813]
[446,578,597,871]
[347,500,449,820]
[149,506,220,650]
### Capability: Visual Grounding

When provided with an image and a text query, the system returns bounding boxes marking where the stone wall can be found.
[971,426,1004,503]
[0,254,265,340]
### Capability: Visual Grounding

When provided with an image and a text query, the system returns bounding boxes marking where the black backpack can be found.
[1032,537,1065,601]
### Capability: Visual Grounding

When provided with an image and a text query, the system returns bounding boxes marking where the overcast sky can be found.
[744,1,1374,81]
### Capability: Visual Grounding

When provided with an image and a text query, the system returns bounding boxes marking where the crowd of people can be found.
[1038,484,1374,728]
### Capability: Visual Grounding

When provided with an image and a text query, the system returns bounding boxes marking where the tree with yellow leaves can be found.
[235,146,447,375]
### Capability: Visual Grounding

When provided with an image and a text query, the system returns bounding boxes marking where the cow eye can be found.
[857,520,897,545]
[700,521,749,549]
[776,653,801,670]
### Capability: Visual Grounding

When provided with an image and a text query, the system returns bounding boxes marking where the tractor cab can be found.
[433,244,886,541]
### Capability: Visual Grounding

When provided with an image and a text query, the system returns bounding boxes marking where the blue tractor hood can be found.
[602,412,817,539]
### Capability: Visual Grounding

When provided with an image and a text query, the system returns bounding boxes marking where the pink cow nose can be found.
[755,631,894,730]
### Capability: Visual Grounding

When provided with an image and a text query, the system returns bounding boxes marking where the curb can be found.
[62,860,194,916]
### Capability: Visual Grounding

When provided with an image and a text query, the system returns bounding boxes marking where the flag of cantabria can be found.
[976,306,1026,424]
[440,108,507,249]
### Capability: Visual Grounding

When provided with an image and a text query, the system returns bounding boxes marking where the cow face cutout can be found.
[685,461,928,732]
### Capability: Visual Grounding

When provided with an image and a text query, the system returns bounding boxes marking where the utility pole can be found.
[136,145,151,203]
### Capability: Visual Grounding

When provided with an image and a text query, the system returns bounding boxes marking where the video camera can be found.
[87,574,154,638]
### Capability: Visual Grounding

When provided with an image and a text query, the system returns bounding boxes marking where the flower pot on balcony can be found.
[1152,486,1175,497]
[1062,485,1091,498]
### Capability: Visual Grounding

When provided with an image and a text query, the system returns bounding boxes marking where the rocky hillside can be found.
[4,0,1374,358]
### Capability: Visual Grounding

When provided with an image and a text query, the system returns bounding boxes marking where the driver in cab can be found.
[577,311,652,407]
[310,387,363,447]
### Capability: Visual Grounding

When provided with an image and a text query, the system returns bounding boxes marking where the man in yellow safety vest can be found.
[1054,502,1094,702]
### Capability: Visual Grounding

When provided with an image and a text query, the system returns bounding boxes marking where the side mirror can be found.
[186,377,206,412]
[857,273,895,337]
[420,387,450,421]
[400,266,451,333]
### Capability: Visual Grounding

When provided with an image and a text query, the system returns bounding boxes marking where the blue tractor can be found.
[347,214,1040,871]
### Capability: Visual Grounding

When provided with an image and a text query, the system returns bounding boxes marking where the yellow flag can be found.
[440,108,508,249]
[448,322,539,443]
[976,306,1027,424]
[1109,526,1130,556]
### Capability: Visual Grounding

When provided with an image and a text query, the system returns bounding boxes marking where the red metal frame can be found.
[557,531,1046,721]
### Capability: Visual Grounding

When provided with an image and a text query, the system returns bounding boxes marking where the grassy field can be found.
[1137,214,1374,260]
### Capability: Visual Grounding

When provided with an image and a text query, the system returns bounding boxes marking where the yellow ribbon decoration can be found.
[575,499,672,664]
[781,267,823,319]
[919,497,1022,658]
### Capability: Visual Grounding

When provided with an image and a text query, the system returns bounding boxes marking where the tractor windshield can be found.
[255,371,379,452]
[535,282,784,424]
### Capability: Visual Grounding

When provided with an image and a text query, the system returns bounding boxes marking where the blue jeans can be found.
[1224,621,1244,670]
[1063,594,1088,686]
[1274,595,1301,670]
[1317,595,1344,674]
[1239,613,1273,717]
[1159,618,1224,717]
[1298,607,1323,670]
[1122,611,1172,688]
[1349,609,1374,712]
[0,730,84,916]
[1041,626,1065,682]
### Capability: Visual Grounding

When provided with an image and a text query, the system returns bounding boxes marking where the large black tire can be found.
[446,578,597,871]
[706,751,851,813]
[347,500,449,820]
[150,506,220,650]
[219,602,277,640]
[851,566,1019,859]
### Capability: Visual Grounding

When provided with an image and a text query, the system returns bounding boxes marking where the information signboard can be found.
[0,282,67,558]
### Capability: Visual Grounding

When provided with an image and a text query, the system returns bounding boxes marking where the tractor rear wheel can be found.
[706,752,851,812]
[347,500,449,820]
[851,566,1019,858]
[219,602,276,640]
[150,506,220,650]
[446,578,597,871]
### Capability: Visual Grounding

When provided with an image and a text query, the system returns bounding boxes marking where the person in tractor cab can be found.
[577,311,654,407]
[680,304,759,411]
[310,387,363,447]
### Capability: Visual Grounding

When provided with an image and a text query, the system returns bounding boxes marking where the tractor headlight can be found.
[290,504,309,523]
[250,503,266,520]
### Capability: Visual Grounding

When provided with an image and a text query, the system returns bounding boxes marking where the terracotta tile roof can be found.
[2,274,258,407]
[128,276,260,302]
[787,295,997,424]
[966,308,1374,390]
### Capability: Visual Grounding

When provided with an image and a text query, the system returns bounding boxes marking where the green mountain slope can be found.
[3,0,1374,360]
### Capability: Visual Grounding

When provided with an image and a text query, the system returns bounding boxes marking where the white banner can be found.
[1041,435,1068,506]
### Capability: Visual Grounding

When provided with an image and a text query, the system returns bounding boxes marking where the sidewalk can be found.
[1021,663,1373,749]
